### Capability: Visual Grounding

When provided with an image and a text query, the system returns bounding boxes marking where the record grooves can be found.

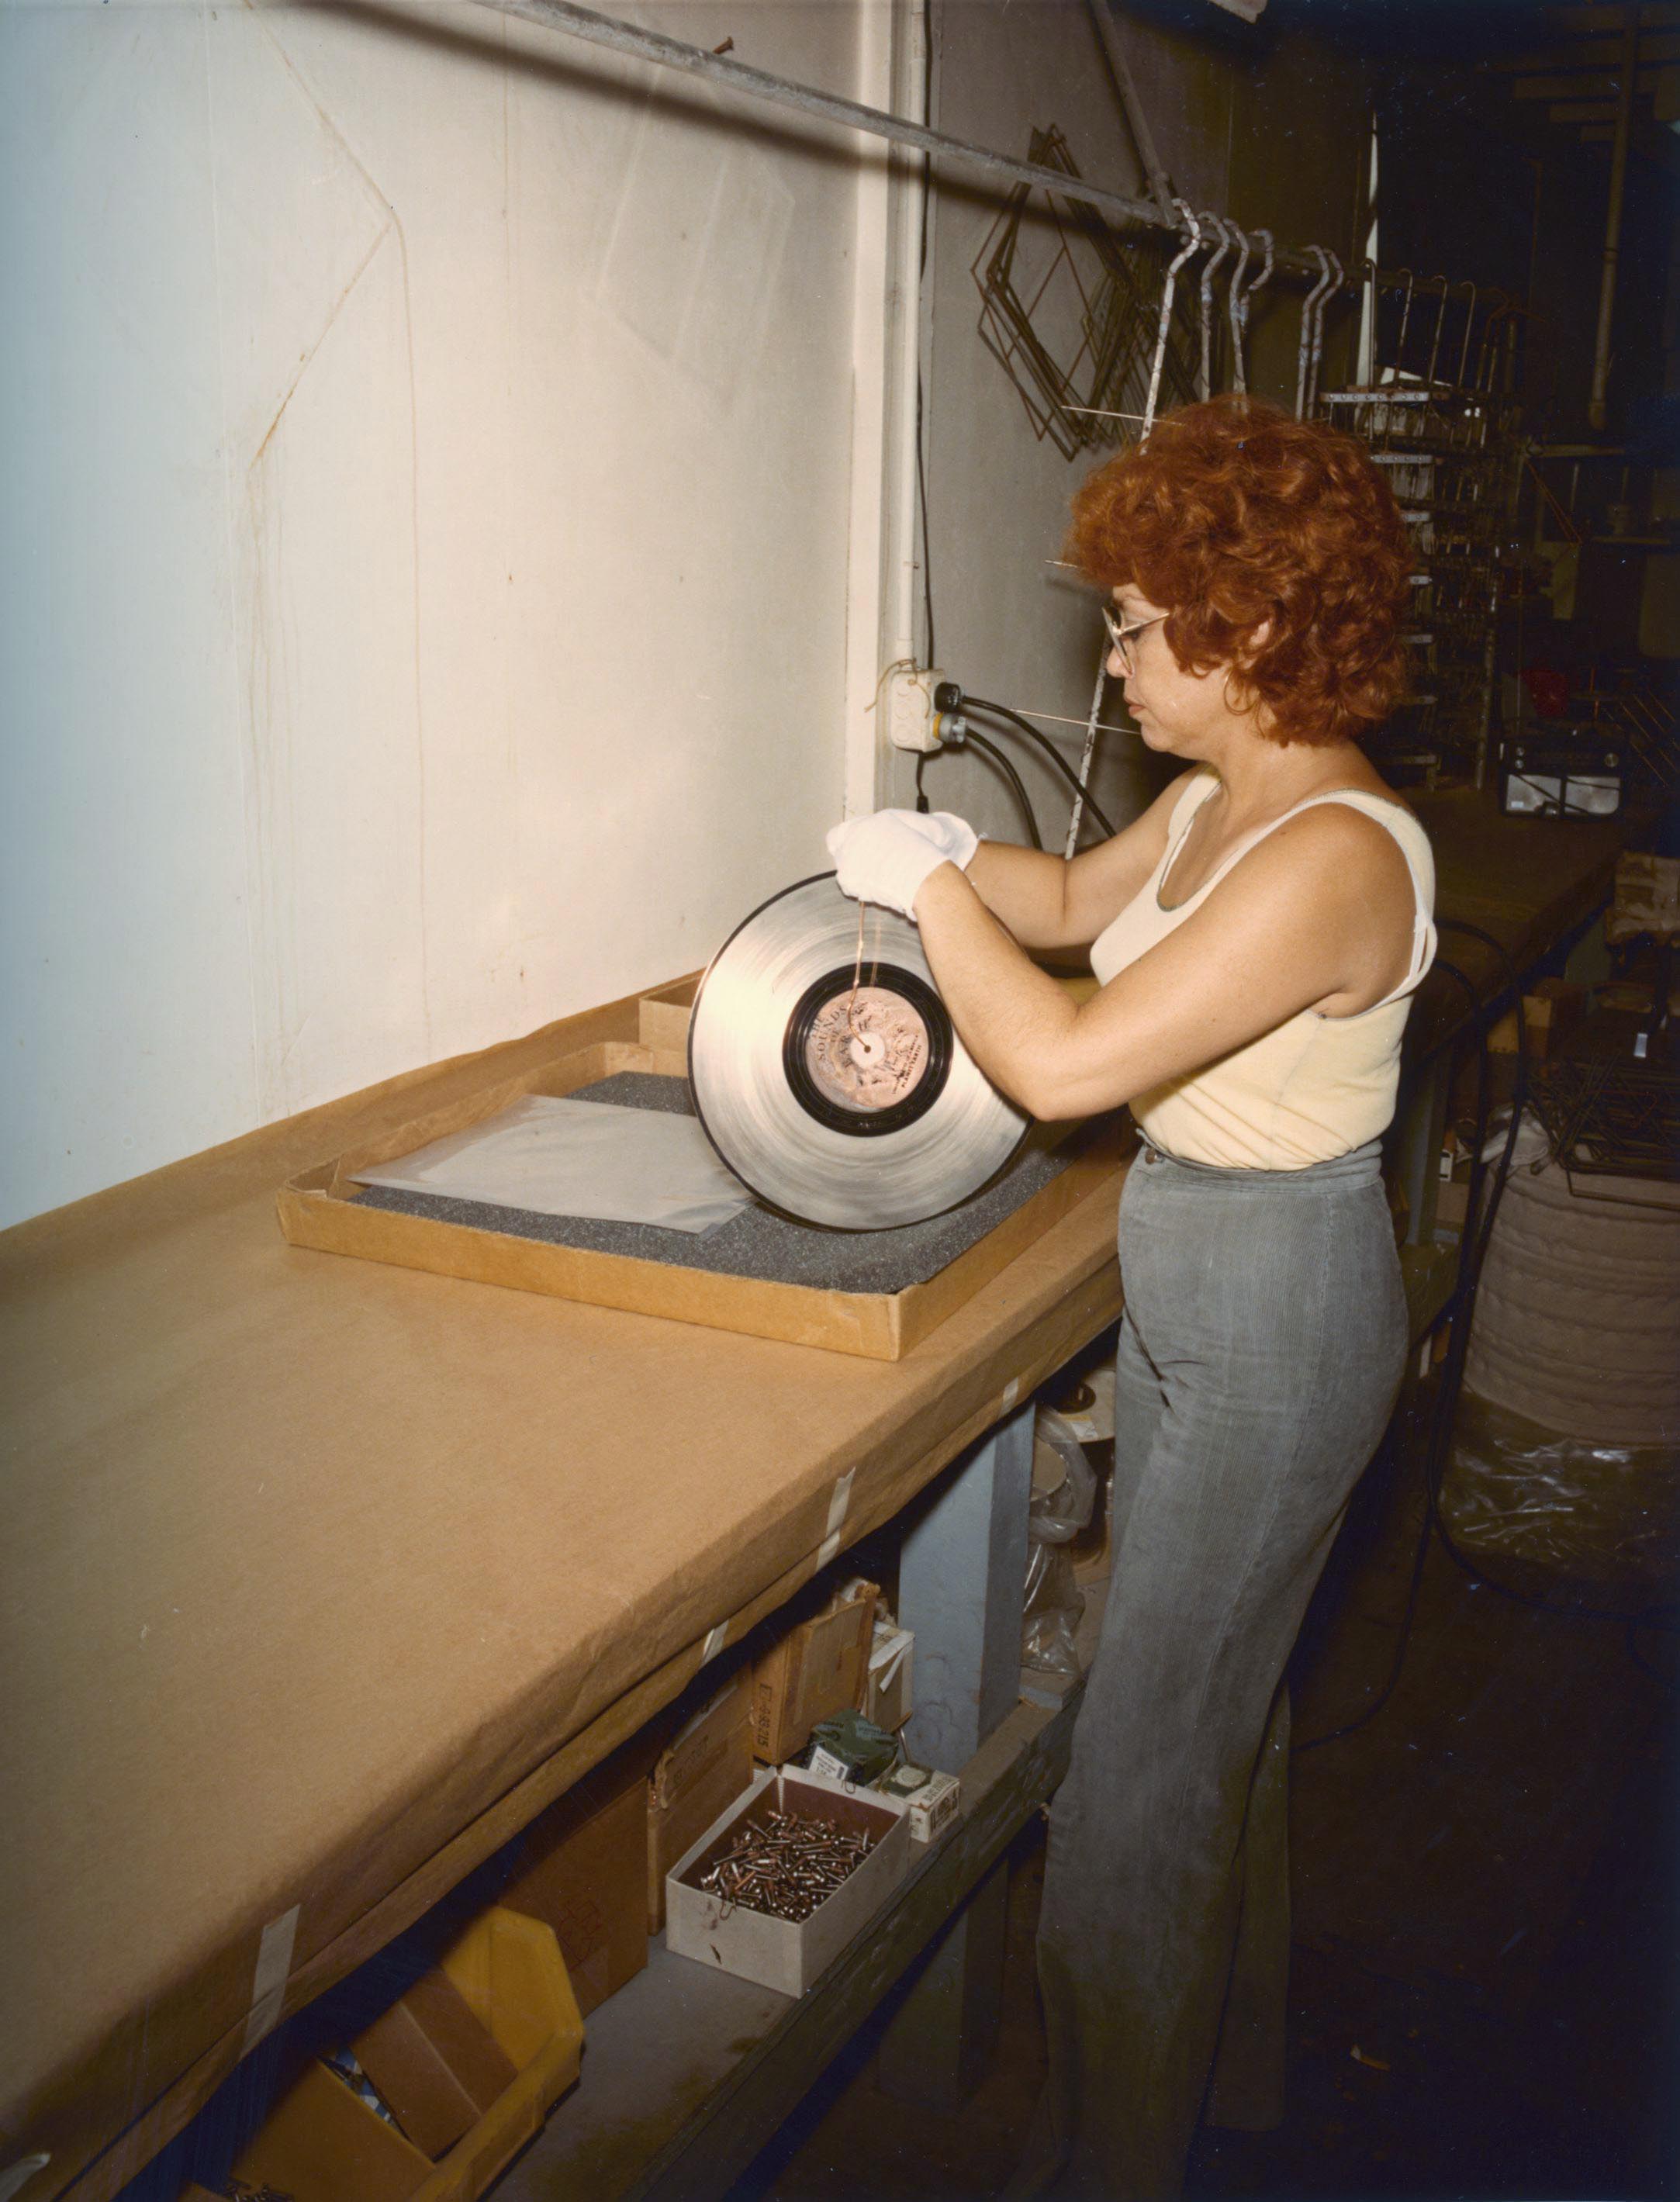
[689,873,1028,1231]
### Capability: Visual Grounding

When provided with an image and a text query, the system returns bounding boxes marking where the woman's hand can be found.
[826,808,979,919]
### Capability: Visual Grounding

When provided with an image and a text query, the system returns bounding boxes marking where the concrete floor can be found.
[735,1388,1680,2202]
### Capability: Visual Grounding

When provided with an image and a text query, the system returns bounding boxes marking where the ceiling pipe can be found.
[461,0,1385,292]
[1084,0,1177,214]
[1588,6,1639,433]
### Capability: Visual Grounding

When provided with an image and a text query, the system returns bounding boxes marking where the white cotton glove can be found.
[825,807,979,920]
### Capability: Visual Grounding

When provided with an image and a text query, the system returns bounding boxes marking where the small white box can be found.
[872,1762,962,1844]
[907,1769,960,1843]
[665,1765,911,1997]
[865,1622,914,1733]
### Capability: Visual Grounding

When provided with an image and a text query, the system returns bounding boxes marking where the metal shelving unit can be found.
[1319,384,1522,788]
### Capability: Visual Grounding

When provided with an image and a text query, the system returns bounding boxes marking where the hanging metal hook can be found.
[1476,292,1509,392]
[1142,201,1203,442]
[1454,278,1478,391]
[1224,220,1252,393]
[1305,247,1343,416]
[1198,211,1232,400]
[1232,227,1274,396]
[1357,257,1378,388]
[1422,274,1451,389]
[1392,268,1416,376]
[1295,245,1334,418]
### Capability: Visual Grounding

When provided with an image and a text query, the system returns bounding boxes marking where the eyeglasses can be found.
[1101,604,1167,672]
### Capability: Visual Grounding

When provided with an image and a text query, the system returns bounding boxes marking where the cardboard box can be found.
[646,1668,755,1933]
[751,1580,878,1763]
[665,1766,911,1996]
[876,1764,961,1844]
[1488,978,1587,1060]
[864,1622,914,1734]
[493,1739,654,2017]
[230,1907,582,2202]
[1609,852,1680,943]
[1436,1177,1471,1229]
[637,974,700,1056]
[348,1969,517,2159]
[275,1020,1131,1363]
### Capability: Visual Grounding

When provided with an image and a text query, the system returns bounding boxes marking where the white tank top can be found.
[1089,768,1437,1170]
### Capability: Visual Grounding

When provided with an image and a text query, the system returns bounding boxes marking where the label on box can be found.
[907,1770,960,1844]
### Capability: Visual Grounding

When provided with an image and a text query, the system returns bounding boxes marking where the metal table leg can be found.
[880,1403,1035,2109]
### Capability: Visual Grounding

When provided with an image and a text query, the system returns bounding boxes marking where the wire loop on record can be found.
[688,875,1029,1229]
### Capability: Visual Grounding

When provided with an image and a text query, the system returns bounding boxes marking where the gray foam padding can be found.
[350,1072,1072,1294]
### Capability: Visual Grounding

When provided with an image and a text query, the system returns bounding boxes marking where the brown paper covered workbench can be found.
[2,791,1619,2202]
[1,981,1125,2202]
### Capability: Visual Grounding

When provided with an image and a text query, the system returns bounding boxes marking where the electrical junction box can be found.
[884,665,948,752]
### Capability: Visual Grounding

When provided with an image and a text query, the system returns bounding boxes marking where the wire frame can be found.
[972,126,1196,460]
[1529,1056,1680,1191]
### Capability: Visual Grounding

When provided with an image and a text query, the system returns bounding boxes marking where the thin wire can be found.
[983,700,1138,739]
[914,0,935,669]
[1295,956,1498,1754]
[847,899,867,1032]
[1066,645,1111,860]
[917,376,935,667]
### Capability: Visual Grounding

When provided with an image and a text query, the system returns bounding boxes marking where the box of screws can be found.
[665,1766,911,1996]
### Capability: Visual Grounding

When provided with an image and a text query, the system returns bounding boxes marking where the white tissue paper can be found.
[350,1095,755,1234]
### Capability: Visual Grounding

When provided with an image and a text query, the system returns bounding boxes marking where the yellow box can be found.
[230,1908,582,2202]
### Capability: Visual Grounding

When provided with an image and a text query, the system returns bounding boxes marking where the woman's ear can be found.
[1222,617,1271,714]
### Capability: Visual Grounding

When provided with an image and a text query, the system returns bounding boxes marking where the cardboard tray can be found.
[276,990,1129,1360]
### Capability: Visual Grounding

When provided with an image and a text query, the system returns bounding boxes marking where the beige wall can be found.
[1,0,1373,1228]
[2,0,878,1227]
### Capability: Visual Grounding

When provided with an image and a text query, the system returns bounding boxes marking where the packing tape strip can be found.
[700,1621,728,1664]
[816,1465,856,1569]
[242,1904,299,2055]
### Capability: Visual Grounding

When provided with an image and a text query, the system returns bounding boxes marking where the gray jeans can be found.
[1033,1137,1406,2200]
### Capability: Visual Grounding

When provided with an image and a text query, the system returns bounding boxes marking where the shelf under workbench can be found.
[491,1610,1100,2202]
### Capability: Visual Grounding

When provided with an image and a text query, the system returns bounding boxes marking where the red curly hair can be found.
[1065,394,1412,747]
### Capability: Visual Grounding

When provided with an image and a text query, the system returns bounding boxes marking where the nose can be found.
[1105,644,1127,679]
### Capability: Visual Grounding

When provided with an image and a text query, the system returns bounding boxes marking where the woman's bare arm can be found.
[913,804,1416,1121]
[963,769,1201,949]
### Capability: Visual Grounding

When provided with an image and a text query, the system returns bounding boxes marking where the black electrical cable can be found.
[953,726,1043,850]
[960,693,1118,842]
[1414,931,1675,1636]
[1303,914,1679,1743]
[1295,952,1506,1752]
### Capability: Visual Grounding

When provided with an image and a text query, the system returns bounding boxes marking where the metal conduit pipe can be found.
[1589,6,1640,432]
[1083,0,1176,214]
[462,0,1417,299]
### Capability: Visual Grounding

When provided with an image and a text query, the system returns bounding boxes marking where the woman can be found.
[828,393,1435,2199]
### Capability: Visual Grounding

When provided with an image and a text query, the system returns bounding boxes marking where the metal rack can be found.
[971,128,1198,461]
[1319,381,1522,787]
